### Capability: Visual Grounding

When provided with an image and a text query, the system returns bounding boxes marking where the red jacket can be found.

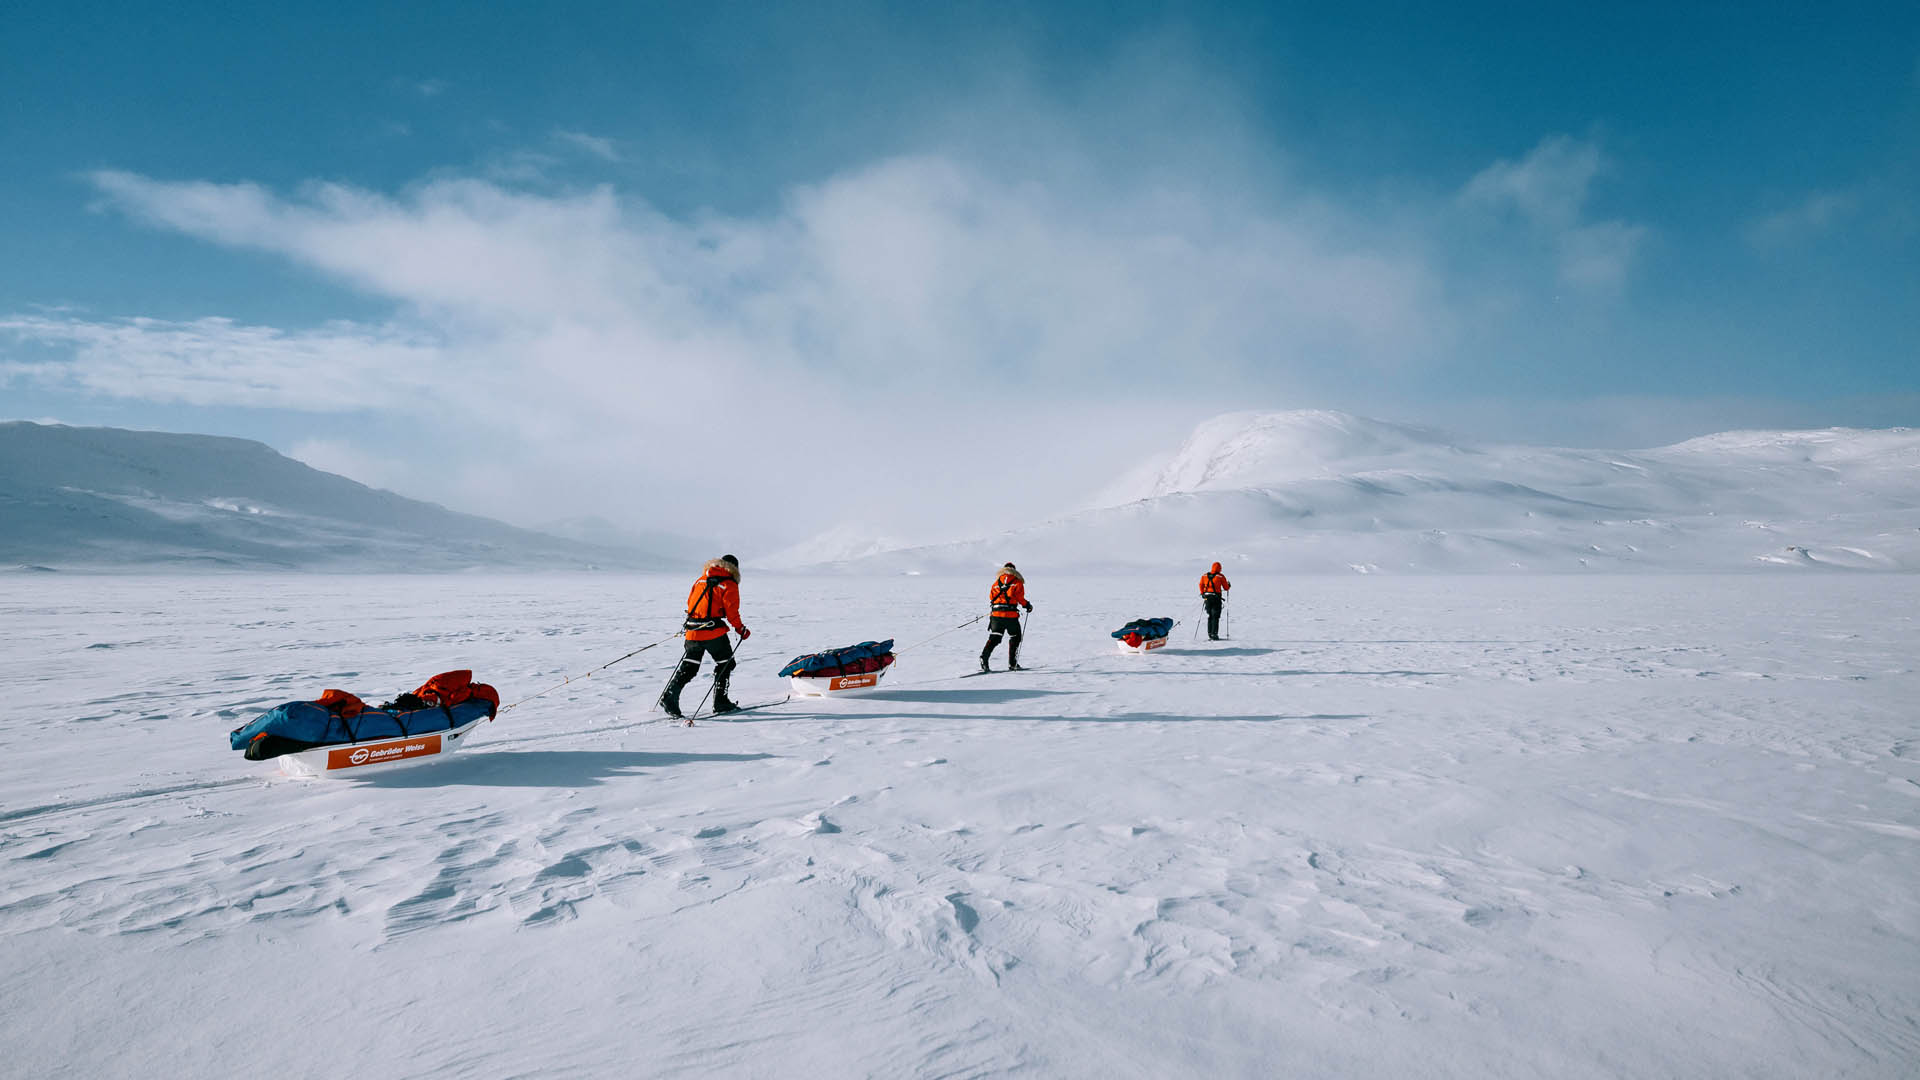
[1199,563,1231,597]
[989,570,1027,618]
[683,559,745,642]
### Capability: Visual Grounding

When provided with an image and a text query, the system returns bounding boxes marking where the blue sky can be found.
[3,2,1916,540]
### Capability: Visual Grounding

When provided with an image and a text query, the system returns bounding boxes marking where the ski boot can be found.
[1007,642,1023,671]
[658,660,696,719]
[710,662,740,715]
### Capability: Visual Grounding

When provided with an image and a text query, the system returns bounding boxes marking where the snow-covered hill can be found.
[0,422,664,570]
[809,411,1920,573]
[762,523,920,570]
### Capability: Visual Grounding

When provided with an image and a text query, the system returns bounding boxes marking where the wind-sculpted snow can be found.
[2,573,1917,1077]
[820,411,1920,573]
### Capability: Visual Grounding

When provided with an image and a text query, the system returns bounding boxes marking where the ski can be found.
[959,667,1036,678]
[687,694,793,724]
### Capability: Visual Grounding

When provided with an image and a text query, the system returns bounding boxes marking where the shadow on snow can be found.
[351,750,776,788]
[1152,647,1279,657]
[855,688,1085,704]
[1080,668,1451,678]
[1040,712,1369,724]
[722,709,1365,724]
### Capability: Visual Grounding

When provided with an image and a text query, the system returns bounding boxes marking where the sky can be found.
[3,1,1916,550]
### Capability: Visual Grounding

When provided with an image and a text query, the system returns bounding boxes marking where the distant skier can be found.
[658,555,751,719]
[1199,561,1231,640]
[979,562,1033,672]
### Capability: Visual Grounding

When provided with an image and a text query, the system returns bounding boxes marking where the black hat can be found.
[1003,562,1016,569]
[721,554,739,566]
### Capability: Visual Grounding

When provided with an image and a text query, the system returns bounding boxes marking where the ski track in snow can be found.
[2,574,1918,1078]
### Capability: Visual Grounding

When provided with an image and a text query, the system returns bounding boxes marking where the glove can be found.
[1022,602,1033,612]
[737,627,752,641]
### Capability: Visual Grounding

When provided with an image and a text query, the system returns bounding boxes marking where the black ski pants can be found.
[982,615,1023,663]
[667,635,735,690]
[1203,594,1224,639]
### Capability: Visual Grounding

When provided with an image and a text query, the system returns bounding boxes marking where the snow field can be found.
[1,573,1917,1077]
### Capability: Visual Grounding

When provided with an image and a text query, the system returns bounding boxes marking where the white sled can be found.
[1117,635,1171,654]
[788,667,892,697]
[276,717,486,779]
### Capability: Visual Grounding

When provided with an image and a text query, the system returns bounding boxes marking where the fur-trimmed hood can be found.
[702,556,740,581]
[994,565,1024,583]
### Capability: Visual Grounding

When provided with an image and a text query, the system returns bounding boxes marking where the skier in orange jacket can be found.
[979,563,1032,672]
[1199,561,1231,640]
[659,555,750,718]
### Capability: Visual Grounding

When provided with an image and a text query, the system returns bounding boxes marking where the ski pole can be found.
[687,643,749,725]
[501,630,683,713]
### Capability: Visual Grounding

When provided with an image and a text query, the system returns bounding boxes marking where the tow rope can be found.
[895,613,986,654]
[499,630,684,714]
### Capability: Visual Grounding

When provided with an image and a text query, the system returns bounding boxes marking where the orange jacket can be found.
[1199,564,1231,597]
[988,570,1027,618]
[683,559,745,641]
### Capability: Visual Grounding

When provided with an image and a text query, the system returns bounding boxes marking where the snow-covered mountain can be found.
[1122,410,1465,498]
[803,410,1920,573]
[0,422,665,570]
[762,523,920,570]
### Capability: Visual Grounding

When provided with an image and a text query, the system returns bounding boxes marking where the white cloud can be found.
[24,131,1653,538]
[1745,189,1859,249]
[1557,221,1649,292]
[1461,135,1604,230]
[1461,135,1646,292]
[553,130,620,161]
[0,314,446,411]
[83,158,1446,383]
[49,158,1461,534]
[287,438,424,493]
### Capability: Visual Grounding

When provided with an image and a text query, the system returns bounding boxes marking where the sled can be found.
[788,666,893,697]
[779,639,895,696]
[275,716,486,779]
[1113,617,1178,654]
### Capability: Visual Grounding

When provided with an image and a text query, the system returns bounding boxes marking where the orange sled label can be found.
[828,673,879,691]
[327,734,443,770]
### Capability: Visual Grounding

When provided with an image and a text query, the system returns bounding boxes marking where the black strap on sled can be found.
[326,702,361,743]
